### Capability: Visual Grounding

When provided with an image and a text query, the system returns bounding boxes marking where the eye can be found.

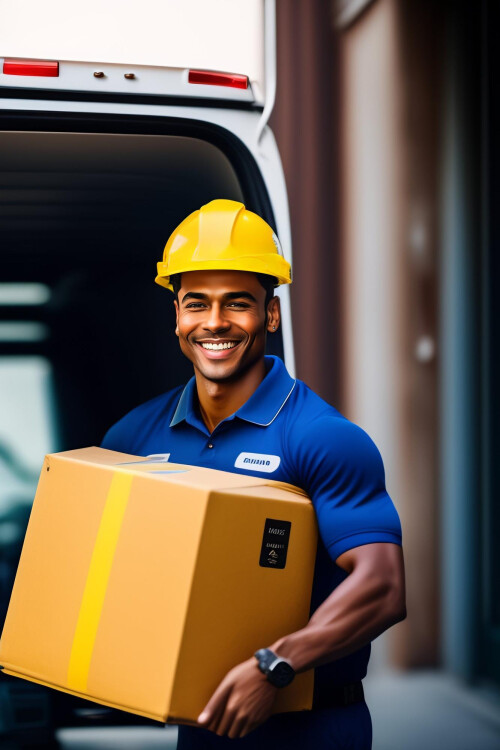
[227,301,250,309]
[185,302,207,309]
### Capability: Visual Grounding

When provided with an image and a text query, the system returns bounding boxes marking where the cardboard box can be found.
[0,448,318,724]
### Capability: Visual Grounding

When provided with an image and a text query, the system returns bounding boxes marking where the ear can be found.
[173,299,179,336]
[266,295,281,333]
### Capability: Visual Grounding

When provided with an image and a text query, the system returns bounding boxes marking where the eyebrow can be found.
[181,291,258,304]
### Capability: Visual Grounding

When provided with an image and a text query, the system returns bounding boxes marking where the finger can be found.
[203,708,226,735]
[199,706,226,733]
[200,702,226,735]
[215,704,239,737]
[227,713,248,740]
[197,682,232,728]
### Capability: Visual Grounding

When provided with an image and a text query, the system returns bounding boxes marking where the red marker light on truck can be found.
[3,59,59,77]
[188,70,248,90]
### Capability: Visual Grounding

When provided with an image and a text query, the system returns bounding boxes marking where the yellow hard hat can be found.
[155,199,292,291]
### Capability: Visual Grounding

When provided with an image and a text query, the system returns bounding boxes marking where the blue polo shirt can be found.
[101,355,402,702]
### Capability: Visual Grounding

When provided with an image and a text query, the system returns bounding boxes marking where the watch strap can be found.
[254,648,278,673]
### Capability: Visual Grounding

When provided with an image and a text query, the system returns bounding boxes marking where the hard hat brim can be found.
[155,256,292,293]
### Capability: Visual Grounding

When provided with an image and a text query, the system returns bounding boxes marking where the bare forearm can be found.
[270,544,406,673]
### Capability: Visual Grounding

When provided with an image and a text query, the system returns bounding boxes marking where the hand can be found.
[197,657,279,739]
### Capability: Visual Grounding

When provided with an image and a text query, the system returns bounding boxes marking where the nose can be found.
[203,302,230,333]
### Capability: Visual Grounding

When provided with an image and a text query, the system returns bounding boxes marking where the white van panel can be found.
[0,0,266,103]
[0,95,295,375]
[0,60,257,103]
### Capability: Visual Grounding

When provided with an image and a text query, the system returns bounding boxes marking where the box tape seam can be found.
[67,471,133,692]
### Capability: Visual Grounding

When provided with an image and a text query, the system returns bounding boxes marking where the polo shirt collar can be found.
[169,376,196,428]
[170,355,296,429]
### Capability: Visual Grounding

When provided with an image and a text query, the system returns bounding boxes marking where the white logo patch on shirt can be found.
[234,452,281,473]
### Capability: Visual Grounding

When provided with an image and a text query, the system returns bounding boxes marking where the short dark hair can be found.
[170,272,276,309]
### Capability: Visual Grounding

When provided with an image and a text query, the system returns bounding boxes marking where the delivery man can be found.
[101,199,406,749]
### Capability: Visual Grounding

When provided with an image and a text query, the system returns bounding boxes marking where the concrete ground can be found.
[57,725,178,750]
[365,670,500,750]
[56,671,500,749]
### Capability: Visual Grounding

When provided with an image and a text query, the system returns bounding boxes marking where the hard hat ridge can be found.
[194,200,244,260]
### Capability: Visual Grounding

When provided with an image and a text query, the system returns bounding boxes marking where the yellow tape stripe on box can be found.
[67,471,133,692]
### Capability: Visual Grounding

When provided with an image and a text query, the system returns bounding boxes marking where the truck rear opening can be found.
[0,122,284,450]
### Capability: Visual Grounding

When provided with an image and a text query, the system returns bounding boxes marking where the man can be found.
[102,199,406,749]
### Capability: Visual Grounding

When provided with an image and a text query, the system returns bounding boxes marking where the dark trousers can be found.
[176,702,372,749]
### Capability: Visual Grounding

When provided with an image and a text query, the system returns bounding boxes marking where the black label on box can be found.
[259,518,291,569]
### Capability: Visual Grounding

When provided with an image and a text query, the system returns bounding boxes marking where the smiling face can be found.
[173,270,280,384]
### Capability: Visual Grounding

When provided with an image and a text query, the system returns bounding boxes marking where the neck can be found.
[194,358,267,434]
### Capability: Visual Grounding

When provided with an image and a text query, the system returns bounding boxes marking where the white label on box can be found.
[118,454,171,465]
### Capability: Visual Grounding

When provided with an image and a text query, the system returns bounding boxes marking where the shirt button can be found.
[208,443,214,449]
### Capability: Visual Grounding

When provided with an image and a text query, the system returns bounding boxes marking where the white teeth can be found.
[200,342,237,350]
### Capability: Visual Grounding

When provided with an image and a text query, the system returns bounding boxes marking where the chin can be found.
[196,362,242,382]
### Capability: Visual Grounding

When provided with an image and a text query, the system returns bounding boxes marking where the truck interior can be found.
[0,110,284,737]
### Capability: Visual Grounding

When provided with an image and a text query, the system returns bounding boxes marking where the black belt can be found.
[313,681,365,710]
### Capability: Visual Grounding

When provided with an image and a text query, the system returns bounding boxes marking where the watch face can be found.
[270,661,295,688]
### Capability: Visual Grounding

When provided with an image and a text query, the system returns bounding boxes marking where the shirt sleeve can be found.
[100,403,149,454]
[100,415,135,453]
[290,414,402,561]
[100,390,178,455]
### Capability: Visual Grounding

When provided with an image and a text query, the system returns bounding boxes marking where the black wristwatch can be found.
[254,648,295,688]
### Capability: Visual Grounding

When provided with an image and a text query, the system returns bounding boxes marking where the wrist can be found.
[269,633,300,671]
[269,627,315,673]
